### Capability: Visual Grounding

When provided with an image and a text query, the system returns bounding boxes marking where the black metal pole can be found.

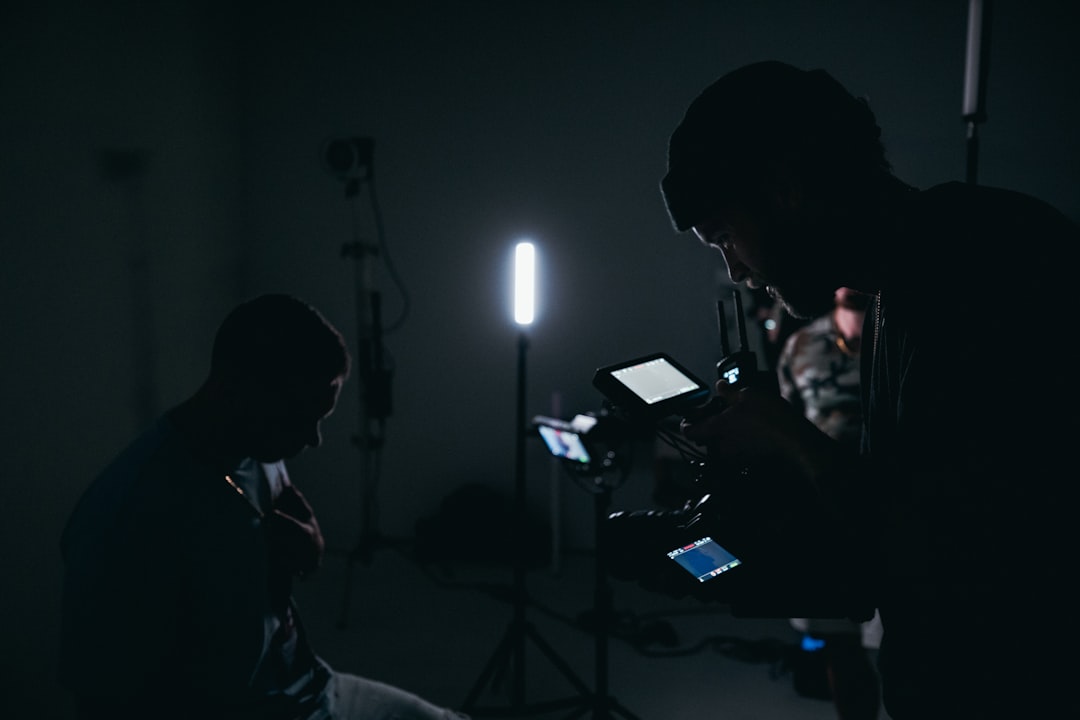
[594,487,610,709]
[512,329,529,705]
[963,0,992,185]
[569,481,643,720]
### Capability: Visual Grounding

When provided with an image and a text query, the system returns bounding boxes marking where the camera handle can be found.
[716,288,758,388]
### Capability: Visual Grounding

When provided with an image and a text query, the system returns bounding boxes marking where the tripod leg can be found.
[462,622,518,710]
[524,622,593,697]
[561,704,593,720]
[608,698,644,720]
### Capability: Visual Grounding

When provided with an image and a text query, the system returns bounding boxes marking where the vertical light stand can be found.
[963,0,992,185]
[462,242,592,717]
[511,241,533,703]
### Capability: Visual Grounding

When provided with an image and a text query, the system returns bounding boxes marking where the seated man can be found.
[59,293,467,720]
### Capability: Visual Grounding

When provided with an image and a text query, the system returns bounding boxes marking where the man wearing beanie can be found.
[655,61,1078,718]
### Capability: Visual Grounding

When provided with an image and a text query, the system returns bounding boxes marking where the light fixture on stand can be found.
[461,241,594,717]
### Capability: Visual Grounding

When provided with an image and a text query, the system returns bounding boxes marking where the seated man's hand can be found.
[269,484,325,578]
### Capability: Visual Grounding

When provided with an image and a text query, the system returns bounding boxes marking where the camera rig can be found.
[581,290,874,620]
[584,290,759,484]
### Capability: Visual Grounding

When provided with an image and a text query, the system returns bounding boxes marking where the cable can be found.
[355,169,411,334]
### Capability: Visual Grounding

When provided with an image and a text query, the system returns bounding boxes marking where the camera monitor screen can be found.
[667,536,742,583]
[592,352,710,420]
[537,425,591,464]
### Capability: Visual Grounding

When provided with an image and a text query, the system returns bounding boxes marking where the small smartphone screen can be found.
[667,536,742,583]
[537,425,591,464]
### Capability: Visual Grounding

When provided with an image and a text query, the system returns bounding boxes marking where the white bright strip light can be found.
[514,241,535,326]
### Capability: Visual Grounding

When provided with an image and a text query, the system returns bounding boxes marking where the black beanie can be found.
[660,61,885,232]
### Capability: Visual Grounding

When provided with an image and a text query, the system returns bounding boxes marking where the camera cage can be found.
[536,293,875,618]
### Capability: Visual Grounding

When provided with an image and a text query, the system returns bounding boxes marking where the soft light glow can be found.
[514,241,535,326]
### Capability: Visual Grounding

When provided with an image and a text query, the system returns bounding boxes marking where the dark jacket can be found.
[861,181,1078,717]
